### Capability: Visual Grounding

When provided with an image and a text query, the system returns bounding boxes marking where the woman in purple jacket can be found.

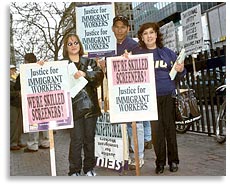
[135,22,186,174]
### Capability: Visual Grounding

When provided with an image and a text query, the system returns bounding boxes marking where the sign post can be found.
[132,122,140,176]
[49,130,56,176]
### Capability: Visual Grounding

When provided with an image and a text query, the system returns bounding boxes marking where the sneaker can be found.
[85,170,96,176]
[18,144,27,148]
[70,172,81,176]
[39,145,50,149]
[129,158,144,170]
[24,148,38,153]
[128,158,132,164]
[140,158,144,167]
[129,146,134,153]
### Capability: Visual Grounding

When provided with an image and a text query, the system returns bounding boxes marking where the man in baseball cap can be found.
[111,15,147,171]
[112,15,136,53]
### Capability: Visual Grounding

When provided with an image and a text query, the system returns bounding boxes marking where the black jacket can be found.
[10,80,21,107]
[68,57,104,119]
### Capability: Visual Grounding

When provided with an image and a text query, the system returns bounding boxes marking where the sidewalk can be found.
[10,129,226,176]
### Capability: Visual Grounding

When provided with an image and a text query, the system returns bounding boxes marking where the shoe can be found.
[39,145,50,149]
[169,162,178,172]
[128,158,132,164]
[70,172,81,176]
[10,146,20,151]
[129,146,134,153]
[85,170,96,176]
[18,144,27,148]
[144,141,152,149]
[24,148,38,153]
[129,158,144,170]
[155,165,164,174]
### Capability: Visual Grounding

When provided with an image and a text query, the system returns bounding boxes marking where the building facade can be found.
[114,2,135,37]
[129,2,225,52]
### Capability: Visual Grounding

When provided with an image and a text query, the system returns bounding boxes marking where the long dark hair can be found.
[62,33,84,59]
[137,22,164,49]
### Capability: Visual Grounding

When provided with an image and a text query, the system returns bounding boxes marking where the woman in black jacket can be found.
[63,33,104,176]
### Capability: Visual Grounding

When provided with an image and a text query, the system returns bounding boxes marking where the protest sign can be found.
[95,112,129,171]
[20,61,74,133]
[106,54,158,123]
[181,4,203,55]
[76,3,116,58]
[160,21,177,52]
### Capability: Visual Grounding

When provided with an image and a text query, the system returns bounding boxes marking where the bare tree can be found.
[10,2,76,63]
[10,13,16,65]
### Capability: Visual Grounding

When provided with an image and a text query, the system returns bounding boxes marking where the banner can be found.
[181,4,203,55]
[106,54,158,123]
[20,61,74,133]
[76,3,116,58]
[95,112,129,171]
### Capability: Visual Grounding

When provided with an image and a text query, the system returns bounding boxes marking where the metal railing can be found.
[180,46,226,135]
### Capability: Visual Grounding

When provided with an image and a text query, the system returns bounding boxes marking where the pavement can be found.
[10,129,226,176]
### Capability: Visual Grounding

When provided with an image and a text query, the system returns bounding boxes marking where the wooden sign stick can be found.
[49,130,56,176]
[132,122,140,176]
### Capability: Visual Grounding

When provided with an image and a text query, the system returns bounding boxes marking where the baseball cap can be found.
[113,15,129,26]
[10,64,16,69]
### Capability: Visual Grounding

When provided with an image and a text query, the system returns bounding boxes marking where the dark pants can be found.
[151,94,179,166]
[68,116,97,175]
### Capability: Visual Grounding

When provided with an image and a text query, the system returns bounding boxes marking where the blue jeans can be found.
[143,121,152,142]
[127,121,144,159]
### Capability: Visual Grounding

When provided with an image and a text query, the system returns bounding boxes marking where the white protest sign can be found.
[76,3,116,58]
[181,4,203,55]
[106,54,158,123]
[160,21,177,52]
[20,61,74,133]
[95,112,129,171]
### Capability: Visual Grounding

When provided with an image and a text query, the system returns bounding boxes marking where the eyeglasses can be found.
[67,41,79,46]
